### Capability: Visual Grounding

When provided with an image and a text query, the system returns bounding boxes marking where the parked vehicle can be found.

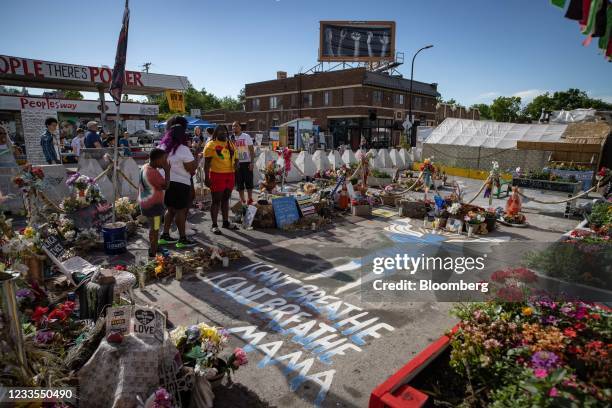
[130,129,161,145]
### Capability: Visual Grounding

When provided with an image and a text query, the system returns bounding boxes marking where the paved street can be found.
[125,176,583,408]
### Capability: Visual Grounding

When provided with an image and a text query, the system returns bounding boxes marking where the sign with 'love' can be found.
[133,307,161,338]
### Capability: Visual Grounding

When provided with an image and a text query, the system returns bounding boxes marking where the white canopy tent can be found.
[426,118,567,149]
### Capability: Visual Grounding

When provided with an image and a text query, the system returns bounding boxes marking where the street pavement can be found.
[124,176,584,408]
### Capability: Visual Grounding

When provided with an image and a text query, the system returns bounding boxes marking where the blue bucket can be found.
[102,222,127,255]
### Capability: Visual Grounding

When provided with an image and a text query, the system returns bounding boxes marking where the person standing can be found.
[41,117,61,164]
[119,131,132,156]
[158,116,199,248]
[204,125,239,235]
[84,121,102,148]
[139,148,171,257]
[192,126,204,154]
[71,128,84,159]
[231,121,255,205]
[204,127,214,145]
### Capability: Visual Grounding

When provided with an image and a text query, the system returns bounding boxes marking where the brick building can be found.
[203,67,439,149]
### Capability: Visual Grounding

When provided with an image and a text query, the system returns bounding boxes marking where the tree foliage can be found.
[147,81,243,116]
[470,103,492,120]
[63,90,84,100]
[523,88,612,119]
[490,96,522,122]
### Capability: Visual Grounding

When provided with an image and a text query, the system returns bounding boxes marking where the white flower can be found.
[449,203,462,215]
[64,230,76,242]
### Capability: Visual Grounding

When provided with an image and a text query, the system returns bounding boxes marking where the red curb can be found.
[369,324,459,408]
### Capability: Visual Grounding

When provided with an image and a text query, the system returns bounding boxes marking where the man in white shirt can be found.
[71,128,84,158]
[231,121,255,205]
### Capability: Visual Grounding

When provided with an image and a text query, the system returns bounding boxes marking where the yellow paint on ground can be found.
[411,162,512,181]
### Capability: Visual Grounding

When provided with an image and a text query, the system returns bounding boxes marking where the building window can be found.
[413,96,422,110]
[270,96,279,109]
[252,98,260,111]
[272,119,279,127]
[394,94,404,105]
[290,94,297,108]
[324,91,332,106]
[343,88,354,105]
[303,93,312,107]
[373,90,382,105]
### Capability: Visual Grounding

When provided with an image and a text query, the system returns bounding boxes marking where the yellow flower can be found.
[522,307,533,316]
[23,227,34,239]
[154,265,163,276]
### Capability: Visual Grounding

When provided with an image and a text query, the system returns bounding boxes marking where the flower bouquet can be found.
[114,197,138,222]
[13,165,45,194]
[169,323,248,382]
[66,173,94,198]
[446,299,611,407]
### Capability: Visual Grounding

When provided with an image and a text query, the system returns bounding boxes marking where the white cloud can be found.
[512,89,547,102]
[476,91,499,99]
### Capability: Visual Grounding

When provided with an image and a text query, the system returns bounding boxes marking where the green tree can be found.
[63,90,83,100]
[522,92,555,121]
[490,96,522,122]
[0,86,22,94]
[470,103,492,120]
[523,89,612,119]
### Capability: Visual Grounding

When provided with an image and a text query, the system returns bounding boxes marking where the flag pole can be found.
[112,102,121,223]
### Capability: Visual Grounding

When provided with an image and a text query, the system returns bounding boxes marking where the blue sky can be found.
[1,0,610,106]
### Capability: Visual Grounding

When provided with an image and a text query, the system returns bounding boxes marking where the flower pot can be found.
[485,216,496,232]
[438,217,448,229]
[467,224,475,237]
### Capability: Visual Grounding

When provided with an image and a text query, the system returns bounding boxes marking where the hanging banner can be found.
[165,90,185,112]
[21,108,58,165]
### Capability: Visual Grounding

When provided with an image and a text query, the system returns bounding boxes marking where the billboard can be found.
[319,21,396,62]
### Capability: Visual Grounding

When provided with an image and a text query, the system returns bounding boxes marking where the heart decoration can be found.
[135,309,154,325]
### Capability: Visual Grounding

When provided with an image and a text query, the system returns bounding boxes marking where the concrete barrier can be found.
[118,157,139,200]
[312,150,331,171]
[78,157,114,203]
[328,150,343,169]
[342,149,357,166]
[374,149,393,169]
[295,151,316,178]
[38,164,70,205]
[0,166,24,213]
[255,149,276,171]
[390,149,406,169]
[276,156,302,182]
[399,148,412,168]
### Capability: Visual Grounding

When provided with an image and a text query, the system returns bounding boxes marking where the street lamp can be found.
[407,45,433,128]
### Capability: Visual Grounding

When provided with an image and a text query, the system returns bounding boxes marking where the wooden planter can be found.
[369,325,459,408]
[381,193,401,207]
[512,177,582,194]
[352,204,372,217]
[397,200,427,219]
[368,177,393,187]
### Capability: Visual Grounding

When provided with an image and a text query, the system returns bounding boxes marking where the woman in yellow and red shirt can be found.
[204,125,239,234]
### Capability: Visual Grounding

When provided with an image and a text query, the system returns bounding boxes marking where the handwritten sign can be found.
[512,177,581,194]
[106,305,131,335]
[243,205,258,228]
[43,234,65,259]
[21,108,58,165]
[272,196,300,228]
[296,195,315,217]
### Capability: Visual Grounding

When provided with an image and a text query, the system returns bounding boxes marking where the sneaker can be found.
[211,226,222,235]
[176,237,197,249]
[222,221,239,230]
[158,234,178,245]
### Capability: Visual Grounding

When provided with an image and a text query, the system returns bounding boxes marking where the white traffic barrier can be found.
[295,151,316,178]
[78,157,114,202]
[328,150,343,169]
[312,150,331,171]
[342,149,357,166]
[374,148,393,169]
[255,149,276,171]
[398,148,412,168]
[389,148,406,169]
[276,156,302,182]
[118,157,139,200]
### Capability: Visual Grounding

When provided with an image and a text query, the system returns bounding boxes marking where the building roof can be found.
[425,118,567,149]
[363,71,440,97]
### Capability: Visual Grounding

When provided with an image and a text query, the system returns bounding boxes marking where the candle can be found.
[175,265,183,281]
[222,257,229,268]
[137,270,145,289]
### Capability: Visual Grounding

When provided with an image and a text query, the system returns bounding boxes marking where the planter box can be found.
[369,325,459,408]
[369,177,393,187]
[352,204,372,217]
[512,177,581,194]
[381,194,401,207]
[397,200,427,219]
[546,169,594,190]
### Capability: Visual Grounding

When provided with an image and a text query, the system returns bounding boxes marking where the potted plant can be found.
[484,207,497,232]
[464,211,485,237]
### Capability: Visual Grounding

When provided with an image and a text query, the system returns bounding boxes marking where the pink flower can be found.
[549,387,559,397]
[232,347,248,368]
[534,368,548,378]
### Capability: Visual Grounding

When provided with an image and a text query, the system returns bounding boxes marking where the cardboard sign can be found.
[296,195,316,217]
[243,205,258,228]
[43,234,65,259]
[106,305,131,335]
[133,306,157,337]
[21,108,58,165]
[272,196,300,228]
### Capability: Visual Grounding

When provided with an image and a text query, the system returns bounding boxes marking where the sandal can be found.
[212,226,222,235]
[222,221,239,230]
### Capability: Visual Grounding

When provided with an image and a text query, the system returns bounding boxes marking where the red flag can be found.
[109,0,130,105]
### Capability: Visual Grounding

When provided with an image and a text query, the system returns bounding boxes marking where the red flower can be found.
[586,340,604,350]
[567,345,582,354]
[589,313,601,320]
[573,322,586,331]
[31,306,49,325]
[563,328,577,338]
[48,308,68,322]
[115,265,127,271]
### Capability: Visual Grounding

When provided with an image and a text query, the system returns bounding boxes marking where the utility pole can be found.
[141,62,152,73]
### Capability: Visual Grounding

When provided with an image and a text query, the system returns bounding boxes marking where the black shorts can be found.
[164,181,191,210]
[235,162,254,191]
